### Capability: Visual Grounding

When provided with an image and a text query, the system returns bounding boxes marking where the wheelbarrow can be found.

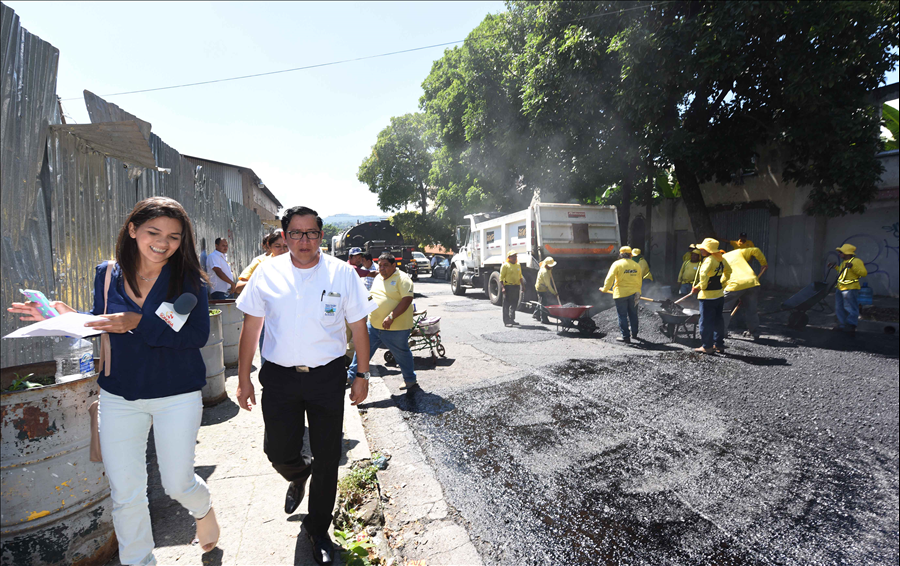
[657,310,700,342]
[535,304,598,336]
[778,271,837,329]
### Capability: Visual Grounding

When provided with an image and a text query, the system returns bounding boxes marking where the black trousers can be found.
[503,284,520,324]
[259,358,345,535]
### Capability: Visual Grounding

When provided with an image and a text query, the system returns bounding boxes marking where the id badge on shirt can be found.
[323,291,341,318]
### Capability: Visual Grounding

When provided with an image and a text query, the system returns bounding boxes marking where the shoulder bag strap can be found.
[98,261,115,377]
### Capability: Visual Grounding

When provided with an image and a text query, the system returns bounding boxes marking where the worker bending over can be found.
[689,238,732,354]
[601,246,643,343]
[722,246,767,340]
[827,244,868,335]
[534,257,560,324]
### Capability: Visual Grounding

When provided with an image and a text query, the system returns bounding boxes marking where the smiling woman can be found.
[8,196,220,565]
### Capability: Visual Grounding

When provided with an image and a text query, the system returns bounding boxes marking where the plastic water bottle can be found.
[53,337,95,383]
[858,282,874,306]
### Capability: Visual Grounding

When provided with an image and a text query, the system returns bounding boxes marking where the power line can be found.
[60,1,672,101]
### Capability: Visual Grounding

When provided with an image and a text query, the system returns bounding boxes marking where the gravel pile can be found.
[591,301,671,343]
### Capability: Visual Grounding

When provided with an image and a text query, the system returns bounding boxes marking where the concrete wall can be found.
[631,150,899,297]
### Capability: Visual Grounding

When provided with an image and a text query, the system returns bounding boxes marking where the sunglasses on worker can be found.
[286,230,322,241]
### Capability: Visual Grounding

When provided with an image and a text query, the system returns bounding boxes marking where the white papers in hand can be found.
[3,312,108,339]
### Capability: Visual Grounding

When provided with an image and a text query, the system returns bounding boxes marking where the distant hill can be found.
[323,213,388,228]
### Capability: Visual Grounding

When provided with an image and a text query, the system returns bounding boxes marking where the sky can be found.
[5,1,506,218]
[5,2,898,220]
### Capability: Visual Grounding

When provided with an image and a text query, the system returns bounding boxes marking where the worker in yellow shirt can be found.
[729,232,755,250]
[826,243,868,334]
[631,248,653,281]
[722,246,768,340]
[688,238,732,354]
[534,257,560,324]
[601,246,643,343]
[677,248,702,295]
[682,243,698,263]
[499,250,525,327]
[234,231,288,295]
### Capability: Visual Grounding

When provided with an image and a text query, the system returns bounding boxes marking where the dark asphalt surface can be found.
[382,280,899,565]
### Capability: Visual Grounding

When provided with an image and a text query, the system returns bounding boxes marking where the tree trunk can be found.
[673,160,716,241]
[419,183,428,217]
[617,178,632,245]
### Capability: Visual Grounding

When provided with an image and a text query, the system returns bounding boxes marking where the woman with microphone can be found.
[9,197,218,565]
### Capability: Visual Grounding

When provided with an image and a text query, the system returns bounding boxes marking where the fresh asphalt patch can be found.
[392,338,899,565]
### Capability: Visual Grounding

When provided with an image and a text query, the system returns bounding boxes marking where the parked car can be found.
[432,258,451,281]
[412,251,431,275]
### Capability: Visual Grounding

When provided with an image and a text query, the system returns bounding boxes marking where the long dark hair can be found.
[116,197,209,299]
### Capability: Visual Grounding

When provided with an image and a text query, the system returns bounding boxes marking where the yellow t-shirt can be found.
[677,260,700,284]
[535,266,558,294]
[500,262,523,286]
[695,254,732,300]
[238,253,269,282]
[723,250,759,292]
[737,247,768,267]
[834,257,868,291]
[602,258,642,299]
[636,257,653,281]
[368,270,415,330]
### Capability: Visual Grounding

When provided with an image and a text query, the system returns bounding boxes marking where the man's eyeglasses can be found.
[286,230,323,241]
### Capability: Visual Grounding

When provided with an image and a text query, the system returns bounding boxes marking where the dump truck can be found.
[448,203,620,304]
[332,220,419,279]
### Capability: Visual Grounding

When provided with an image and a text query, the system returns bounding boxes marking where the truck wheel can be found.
[488,271,503,306]
[450,268,466,295]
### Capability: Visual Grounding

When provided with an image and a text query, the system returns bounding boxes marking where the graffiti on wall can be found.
[824,222,899,293]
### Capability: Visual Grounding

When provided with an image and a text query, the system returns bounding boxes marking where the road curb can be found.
[359,373,484,566]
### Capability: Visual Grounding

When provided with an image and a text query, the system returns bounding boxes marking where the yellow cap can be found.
[507,250,518,258]
[619,246,632,255]
[836,243,856,255]
[541,257,557,267]
[696,238,722,254]
[631,248,642,256]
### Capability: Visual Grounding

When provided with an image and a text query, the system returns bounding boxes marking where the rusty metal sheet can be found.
[1,4,264,369]
[83,89,151,141]
[49,122,158,169]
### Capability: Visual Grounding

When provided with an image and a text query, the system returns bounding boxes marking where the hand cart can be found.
[531,303,598,336]
[778,271,837,329]
[383,311,445,364]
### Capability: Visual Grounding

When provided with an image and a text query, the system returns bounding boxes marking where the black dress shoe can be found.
[306,531,335,565]
[284,475,309,514]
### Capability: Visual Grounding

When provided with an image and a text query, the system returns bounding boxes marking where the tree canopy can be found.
[359,0,898,243]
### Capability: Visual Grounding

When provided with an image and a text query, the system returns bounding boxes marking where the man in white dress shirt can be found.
[235,206,375,565]
[206,237,235,299]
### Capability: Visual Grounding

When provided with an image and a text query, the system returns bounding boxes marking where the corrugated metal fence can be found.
[1,3,264,368]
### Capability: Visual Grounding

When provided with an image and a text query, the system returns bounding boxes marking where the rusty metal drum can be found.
[210,300,242,367]
[201,310,226,406]
[1,361,116,566]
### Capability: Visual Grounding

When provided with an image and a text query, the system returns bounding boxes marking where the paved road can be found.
[362,278,899,565]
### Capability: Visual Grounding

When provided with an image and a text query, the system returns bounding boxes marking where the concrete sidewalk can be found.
[104,353,377,566]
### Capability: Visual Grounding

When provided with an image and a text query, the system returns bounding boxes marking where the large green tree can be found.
[358,113,435,216]
[516,0,899,238]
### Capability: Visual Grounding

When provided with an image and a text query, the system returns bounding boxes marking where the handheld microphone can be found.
[155,293,198,332]
[173,293,198,315]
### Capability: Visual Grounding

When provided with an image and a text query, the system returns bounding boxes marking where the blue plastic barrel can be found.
[858,282,874,305]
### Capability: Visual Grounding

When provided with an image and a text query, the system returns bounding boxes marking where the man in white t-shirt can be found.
[235,206,375,566]
[207,237,235,299]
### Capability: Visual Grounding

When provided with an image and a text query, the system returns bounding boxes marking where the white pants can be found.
[99,389,210,566]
